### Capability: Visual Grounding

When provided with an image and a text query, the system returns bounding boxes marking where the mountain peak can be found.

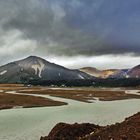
[134,64,140,68]
[21,56,48,64]
[25,55,44,60]
[27,55,38,58]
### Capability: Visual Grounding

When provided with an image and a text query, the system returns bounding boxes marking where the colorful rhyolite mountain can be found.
[79,67,121,78]
[80,65,140,79]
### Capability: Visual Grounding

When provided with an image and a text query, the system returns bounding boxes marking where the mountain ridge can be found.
[80,66,140,79]
[0,56,140,84]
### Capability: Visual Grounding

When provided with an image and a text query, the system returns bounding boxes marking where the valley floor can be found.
[0,84,140,110]
[0,84,67,110]
[0,84,140,140]
[18,86,140,102]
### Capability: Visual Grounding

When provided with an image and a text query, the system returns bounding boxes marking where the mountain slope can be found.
[0,56,94,84]
[127,65,140,78]
[79,67,101,77]
[101,69,120,78]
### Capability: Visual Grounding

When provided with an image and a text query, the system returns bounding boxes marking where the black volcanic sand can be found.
[40,112,140,140]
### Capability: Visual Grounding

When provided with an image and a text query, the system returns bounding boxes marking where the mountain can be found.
[0,56,94,84]
[79,67,101,77]
[0,56,140,85]
[127,65,140,78]
[110,65,140,79]
[108,69,129,78]
[79,67,126,78]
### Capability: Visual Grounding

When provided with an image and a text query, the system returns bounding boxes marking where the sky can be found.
[0,0,140,69]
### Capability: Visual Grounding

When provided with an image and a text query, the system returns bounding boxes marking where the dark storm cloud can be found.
[0,0,140,61]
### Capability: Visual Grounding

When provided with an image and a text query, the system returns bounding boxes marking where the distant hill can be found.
[79,67,128,78]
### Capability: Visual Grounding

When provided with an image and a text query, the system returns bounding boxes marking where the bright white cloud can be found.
[0,29,37,56]
[0,29,38,66]
[0,0,140,69]
[47,54,140,69]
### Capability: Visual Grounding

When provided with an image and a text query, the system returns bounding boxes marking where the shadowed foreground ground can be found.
[40,112,140,140]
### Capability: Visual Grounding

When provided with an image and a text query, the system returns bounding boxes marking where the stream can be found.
[0,90,140,140]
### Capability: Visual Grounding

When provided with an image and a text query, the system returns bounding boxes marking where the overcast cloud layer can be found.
[0,0,140,69]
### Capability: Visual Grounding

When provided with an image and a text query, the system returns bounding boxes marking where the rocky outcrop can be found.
[88,112,140,140]
[40,123,102,140]
[40,112,140,140]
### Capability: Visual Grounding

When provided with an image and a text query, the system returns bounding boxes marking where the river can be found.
[0,90,140,140]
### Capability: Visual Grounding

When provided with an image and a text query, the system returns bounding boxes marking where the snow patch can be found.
[32,65,38,75]
[31,60,45,78]
[20,68,24,72]
[78,74,85,79]
[0,70,7,75]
